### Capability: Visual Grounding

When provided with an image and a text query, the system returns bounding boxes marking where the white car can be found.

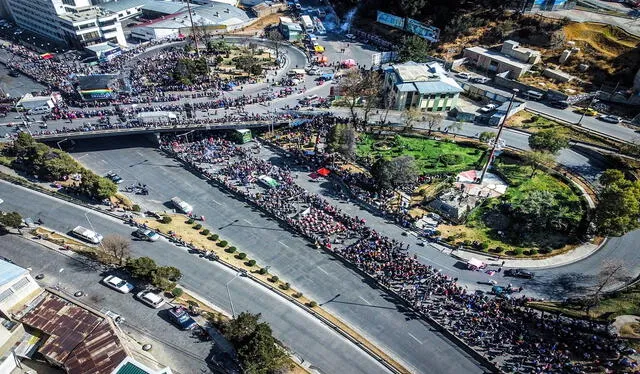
[136,290,165,308]
[345,33,356,40]
[102,275,134,294]
[456,72,471,79]
[478,104,497,113]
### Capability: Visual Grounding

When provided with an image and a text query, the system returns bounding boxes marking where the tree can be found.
[446,121,464,138]
[586,260,629,313]
[102,234,131,265]
[528,129,569,154]
[0,211,22,233]
[151,274,176,291]
[328,123,357,159]
[265,28,284,66]
[126,256,157,279]
[398,35,431,63]
[521,150,555,178]
[399,0,427,18]
[595,171,640,236]
[371,155,418,190]
[78,171,117,200]
[479,131,495,143]
[338,69,382,122]
[424,113,444,135]
[401,107,422,133]
[238,322,288,374]
[223,311,261,346]
[154,266,182,281]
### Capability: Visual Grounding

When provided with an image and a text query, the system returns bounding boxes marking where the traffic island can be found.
[138,213,412,374]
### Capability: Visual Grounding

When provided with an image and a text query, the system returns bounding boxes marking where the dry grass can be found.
[563,23,639,58]
[619,323,640,339]
[32,227,118,263]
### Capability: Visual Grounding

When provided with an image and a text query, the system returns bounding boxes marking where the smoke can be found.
[339,8,357,33]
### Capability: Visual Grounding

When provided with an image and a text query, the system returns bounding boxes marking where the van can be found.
[171,197,193,214]
[28,106,51,115]
[525,90,544,101]
[71,225,103,244]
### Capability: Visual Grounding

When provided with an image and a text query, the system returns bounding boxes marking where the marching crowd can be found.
[161,132,637,373]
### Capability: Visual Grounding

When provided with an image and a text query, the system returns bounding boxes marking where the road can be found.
[0,180,394,374]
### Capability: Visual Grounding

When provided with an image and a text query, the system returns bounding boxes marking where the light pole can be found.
[225,272,241,318]
[56,138,69,151]
[576,92,598,126]
[478,89,518,184]
[84,211,105,251]
[177,130,196,144]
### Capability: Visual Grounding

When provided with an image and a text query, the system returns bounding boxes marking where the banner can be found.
[406,18,440,42]
[376,11,404,29]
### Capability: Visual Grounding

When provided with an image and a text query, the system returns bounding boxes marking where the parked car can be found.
[136,290,165,308]
[132,228,160,242]
[105,172,123,184]
[470,77,491,84]
[547,100,569,109]
[478,104,497,113]
[345,33,356,40]
[456,72,471,79]
[574,107,598,116]
[597,114,621,124]
[168,306,197,330]
[102,275,134,293]
[504,268,535,279]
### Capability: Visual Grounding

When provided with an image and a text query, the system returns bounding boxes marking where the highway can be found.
[0,180,396,374]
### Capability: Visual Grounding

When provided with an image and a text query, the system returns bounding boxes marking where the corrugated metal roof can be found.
[0,259,27,287]
[414,81,463,94]
[116,362,151,374]
[395,83,416,92]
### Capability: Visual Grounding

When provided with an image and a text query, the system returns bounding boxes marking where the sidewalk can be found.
[451,239,605,269]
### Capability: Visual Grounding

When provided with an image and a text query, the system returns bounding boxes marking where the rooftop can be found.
[138,3,250,29]
[465,46,532,70]
[141,0,188,15]
[0,259,27,287]
[58,7,116,23]
[77,74,118,90]
[98,0,146,13]
[85,42,120,54]
[387,62,463,94]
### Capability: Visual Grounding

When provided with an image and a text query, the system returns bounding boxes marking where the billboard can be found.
[406,18,440,42]
[376,11,404,29]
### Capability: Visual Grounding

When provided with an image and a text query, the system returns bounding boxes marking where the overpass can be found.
[32,119,296,142]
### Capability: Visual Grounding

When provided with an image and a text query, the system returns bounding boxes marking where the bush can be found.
[258,267,268,275]
[132,204,141,212]
[463,240,471,246]
[160,216,172,224]
[529,248,538,255]
[308,301,317,308]
[293,292,303,298]
[540,247,553,254]
[481,242,489,250]
[225,247,235,253]
[439,153,462,166]
[186,218,195,224]
[217,240,228,247]
[209,234,219,241]
[434,230,441,236]
[200,229,210,235]
[494,246,505,253]
[193,223,202,230]
[269,275,279,283]
[246,259,256,266]
[513,248,524,256]
[187,300,199,307]
[445,236,455,242]
[171,287,183,298]
[237,252,246,259]
[280,282,290,290]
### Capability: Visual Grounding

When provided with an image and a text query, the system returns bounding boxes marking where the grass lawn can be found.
[357,134,485,174]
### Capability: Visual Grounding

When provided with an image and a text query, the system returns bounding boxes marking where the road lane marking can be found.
[100,159,107,164]
[416,254,455,273]
[317,266,330,275]
[278,240,290,248]
[135,151,145,157]
[243,219,252,224]
[408,333,423,344]
[211,199,222,205]
[358,296,372,305]
[76,154,88,159]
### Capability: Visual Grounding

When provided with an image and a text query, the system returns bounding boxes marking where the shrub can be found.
[293,292,303,298]
[463,240,471,246]
[540,247,553,254]
[258,267,268,275]
[494,246,505,253]
[513,248,524,256]
[193,223,202,230]
[217,240,228,247]
[132,204,141,212]
[280,282,290,290]
[186,218,195,224]
[434,230,441,236]
[160,215,172,224]
[269,275,279,283]
[200,229,210,235]
[237,252,246,259]
[481,242,489,250]
[171,287,183,298]
[439,153,462,166]
[445,236,455,242]
[209,234,219,241]
[246,259,256,266]
[529,248,538,255]
[308,301,317,308]
[187,300,199,307]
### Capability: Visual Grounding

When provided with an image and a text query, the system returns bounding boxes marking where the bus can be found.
[71,226,103,244]
[313,17,326,35]
[171,197,193,214]
[300,15,314,33]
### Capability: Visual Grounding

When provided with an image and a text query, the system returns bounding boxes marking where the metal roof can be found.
[116,362,150,374]
[414,81,463,94]
[141,3,250,29]
[465,46,532,70]
[0,259,27,287]
[98,0,146,13]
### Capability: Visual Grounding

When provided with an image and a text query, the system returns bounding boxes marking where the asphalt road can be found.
[0,180,393,374]
[65,136,490,374]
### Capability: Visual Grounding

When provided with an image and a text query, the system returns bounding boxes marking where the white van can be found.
[71,225,103,244]
[525,90,544,101]
[171,197,193,214]
[27,106,51,115]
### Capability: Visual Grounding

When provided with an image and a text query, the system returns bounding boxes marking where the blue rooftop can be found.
[0,260,27,287]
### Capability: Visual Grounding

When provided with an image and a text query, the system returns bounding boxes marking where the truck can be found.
[301,15,314,33]
[171,197,193,214]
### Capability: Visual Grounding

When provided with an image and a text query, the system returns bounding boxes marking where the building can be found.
[383,61,463,112]
[279,17,302,41]
[463,40,541,79]
[97,0,145,21]
[16,93,59,111]
[4,0,127,47]
[251,1,286,17]
[131,2,251,41]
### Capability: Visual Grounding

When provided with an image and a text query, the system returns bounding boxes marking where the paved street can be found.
[65,136,489,374]
[0,180,393,374]
[0,62,45,98]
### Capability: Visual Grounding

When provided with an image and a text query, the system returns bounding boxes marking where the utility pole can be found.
[185,0,200,57]
[479,89,518,184]
[576,92,598,126]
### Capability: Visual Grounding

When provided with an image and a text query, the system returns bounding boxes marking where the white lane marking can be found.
[358,296,372,305]
[100,159,107,164]
[416,254,455,273]
[76,154,88,159]
[243,219,252,224]
[408,333,423,344]
[211,199,222,205]
[278,240,290,248]
[135,151,145,157]
[317,266,330,275]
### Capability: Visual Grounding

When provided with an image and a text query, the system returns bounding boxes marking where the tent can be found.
[467,258,485,270]
[314,45,325,53]
[342,59,356,68]
[317,168,330,177]
[40,53,55,60]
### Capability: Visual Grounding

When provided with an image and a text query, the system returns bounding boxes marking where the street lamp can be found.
[56,138,69,151]
[225,272,242,318]
[84,212,105,251]
[576,92,599,126]
[478,89,518,184]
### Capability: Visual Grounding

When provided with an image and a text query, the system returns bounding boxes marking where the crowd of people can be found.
[160,131,637,373]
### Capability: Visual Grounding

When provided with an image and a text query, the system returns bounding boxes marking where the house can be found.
[251,1,286,17]
[463,40,541,79]
[279,17,302,41]
[383,61,463,112]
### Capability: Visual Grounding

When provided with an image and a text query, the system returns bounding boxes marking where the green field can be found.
[357,134,485,174]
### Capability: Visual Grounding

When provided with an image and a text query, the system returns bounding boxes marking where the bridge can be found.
[31,119,297,142]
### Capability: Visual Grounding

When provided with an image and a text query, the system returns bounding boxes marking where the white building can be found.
[58,6,127,47]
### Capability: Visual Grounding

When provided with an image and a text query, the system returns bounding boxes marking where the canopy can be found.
[319,73,334,81]
[467,258,484,268]
[342,59,356,67]
[40,53,55,60]
[317,168,330,177]
[314,45,325,53]
[258,175,279,188]
[315,55,328,63]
